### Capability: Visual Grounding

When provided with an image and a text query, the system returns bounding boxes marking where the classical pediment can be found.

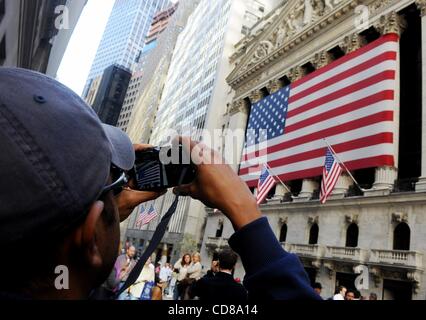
[227,0,360,88]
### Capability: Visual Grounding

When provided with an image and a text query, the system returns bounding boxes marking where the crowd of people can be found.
[92,243,382,301]
[105,245,247,301]
[312,283,378,301]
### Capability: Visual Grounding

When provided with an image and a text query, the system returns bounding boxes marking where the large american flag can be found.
[320,147,343,204]
[239,34,398,186]
[257,164,278,205]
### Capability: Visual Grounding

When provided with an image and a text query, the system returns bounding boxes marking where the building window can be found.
[345,223,359,248]
[241,25,250,36]
[279,224,287,243]
[393,222,411,251]
[308,223,319,245]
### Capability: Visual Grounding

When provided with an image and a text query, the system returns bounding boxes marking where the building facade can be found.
[201,0,426,300]
[124,0,200,144]
[117,3,179,132]
[82,0,170,98]
[92,64,132,126]
[0,0,85,76]
[145,3,178,45]
[117,70,144,130]
[124,0,281,265]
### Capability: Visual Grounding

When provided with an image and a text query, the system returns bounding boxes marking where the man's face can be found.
[314,288,322,295]
[346,292,355,300]
[91,191,121,287]
[127,246,136,258]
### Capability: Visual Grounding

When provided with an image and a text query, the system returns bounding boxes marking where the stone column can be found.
[313,50,333,69]
[226,99,250,172]
[416,1,426,191]
[288,67,316,201]
[266,78,291,200]
[294,179,319,202]
[274,184,287,200]
[249,89,264,104]
[365,12,406,196]
[266,79,284,94]
[342,33,366,54]
[329,173,353,199]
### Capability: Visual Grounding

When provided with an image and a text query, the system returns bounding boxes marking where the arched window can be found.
[279,224,288,242]
[345,223,359,248]
[309,223,319,245]
[393,222,411,251]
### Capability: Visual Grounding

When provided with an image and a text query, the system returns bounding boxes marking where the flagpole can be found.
[264,163,292,194]
[323,139,366,192]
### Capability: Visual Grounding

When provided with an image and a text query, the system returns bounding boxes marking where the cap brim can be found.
[102,124,135,171]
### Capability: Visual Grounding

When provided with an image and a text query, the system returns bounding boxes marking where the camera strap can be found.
[116,194,180,297]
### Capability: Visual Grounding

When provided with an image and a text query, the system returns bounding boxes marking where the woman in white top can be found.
[173,253,191,300]
[128,257,155,299]
[183,253,202,300]
[187,253,202,280]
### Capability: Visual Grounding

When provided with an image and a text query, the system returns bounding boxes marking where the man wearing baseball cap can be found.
[0,68,163,299]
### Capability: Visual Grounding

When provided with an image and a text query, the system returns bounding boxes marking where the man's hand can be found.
[173,137,261,231]
[116,144,166,222]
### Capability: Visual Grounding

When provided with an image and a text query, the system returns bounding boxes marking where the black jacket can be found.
[229,217,321,300]
[191,272,248,302]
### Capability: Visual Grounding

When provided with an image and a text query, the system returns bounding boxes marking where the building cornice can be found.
[258,191,426,213]
[227,0,416,100]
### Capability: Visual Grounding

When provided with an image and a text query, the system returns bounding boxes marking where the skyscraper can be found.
[116,2,180,132]
[82,0,170,98]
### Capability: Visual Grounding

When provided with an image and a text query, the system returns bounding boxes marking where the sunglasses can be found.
[101,168,129,197]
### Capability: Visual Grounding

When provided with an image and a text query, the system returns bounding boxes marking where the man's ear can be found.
[73,201,105,268]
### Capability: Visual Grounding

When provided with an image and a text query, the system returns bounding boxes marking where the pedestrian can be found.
[182,252,203,300]
[205,252,219,279]
[369,292,378,300]
[127,257,155,300]
[115,245,137,300]
[159,263,173,295]
[313,283,322,296]
[173,254,191,300]
[333,286,347,300]
[0,68,165,299]
[345,291,355,300]
[151,276,167,301]
[190,249,247,302]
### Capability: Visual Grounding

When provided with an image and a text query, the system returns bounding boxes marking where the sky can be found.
[56,0,115,96]
[57,0,179,96]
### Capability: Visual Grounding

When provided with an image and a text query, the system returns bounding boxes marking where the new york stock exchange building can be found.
[199,0,426,300]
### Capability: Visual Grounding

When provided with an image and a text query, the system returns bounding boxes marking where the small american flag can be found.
[257,164,277,205]
[135,205,146,228]
[138,204,158,226]
[320,147,343,204]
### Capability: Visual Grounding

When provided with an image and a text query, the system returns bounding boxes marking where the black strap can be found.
[116,195,180,297]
